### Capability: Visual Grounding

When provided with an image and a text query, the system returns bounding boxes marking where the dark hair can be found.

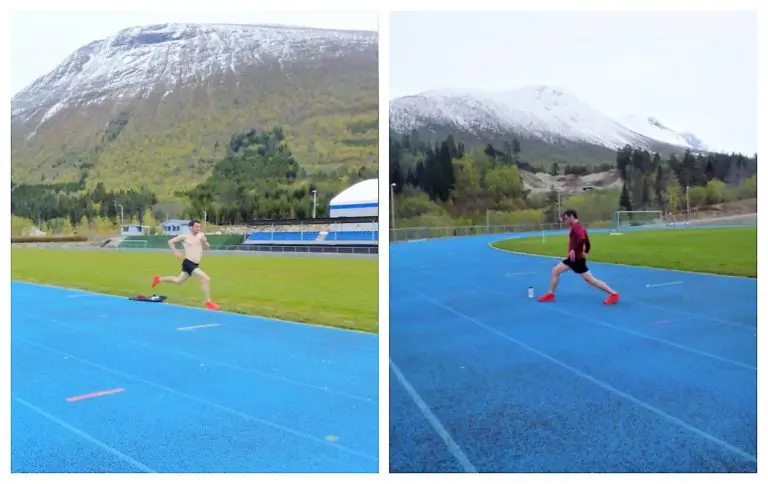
[188,220,201,227]
[562,210,578,219]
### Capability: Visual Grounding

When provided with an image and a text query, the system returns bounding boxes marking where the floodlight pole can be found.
[203,211,207,231]
[312,190,317,219]
[685,185,690,221]
[114,200,124,228]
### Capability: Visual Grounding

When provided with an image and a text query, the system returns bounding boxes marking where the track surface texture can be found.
[389,230,756,473]
[11,282,378,473]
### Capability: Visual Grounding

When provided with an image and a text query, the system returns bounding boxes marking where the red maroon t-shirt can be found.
[568,222,590,259]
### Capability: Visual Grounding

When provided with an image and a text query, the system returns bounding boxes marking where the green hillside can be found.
[11,126,375,229]
[11,53,378,200]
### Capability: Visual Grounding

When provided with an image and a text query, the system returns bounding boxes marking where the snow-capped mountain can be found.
[12,23,376,125]
[613,115,709,152]
[390,86,710,153]
[678,132,710,152]
[11,23,378,192]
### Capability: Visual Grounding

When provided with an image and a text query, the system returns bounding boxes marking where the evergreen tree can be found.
[512,137,521,163]
[619,184,632,212]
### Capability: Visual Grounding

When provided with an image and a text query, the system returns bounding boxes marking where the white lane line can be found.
[177,323,221,331]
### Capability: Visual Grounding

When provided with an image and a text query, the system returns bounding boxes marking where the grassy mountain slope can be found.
[11,49,378,199]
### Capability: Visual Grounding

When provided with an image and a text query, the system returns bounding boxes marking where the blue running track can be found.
[11,281,378,473]
[389,231,757,473]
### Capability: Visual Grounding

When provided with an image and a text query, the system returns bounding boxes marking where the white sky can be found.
[390,11,757,154]
[11,10,378,95]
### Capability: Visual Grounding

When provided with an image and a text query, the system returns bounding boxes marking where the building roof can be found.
[162,219,190,225]
[329,178,378,207]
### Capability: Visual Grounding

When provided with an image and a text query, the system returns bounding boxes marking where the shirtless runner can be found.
[151,219,220,310]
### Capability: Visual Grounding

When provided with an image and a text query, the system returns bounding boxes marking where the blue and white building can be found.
[329,178,378,218]
[161,219,191,236]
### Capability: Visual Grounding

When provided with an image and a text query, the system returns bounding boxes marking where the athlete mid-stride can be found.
[151,219,221,310]
[538,210,620,305]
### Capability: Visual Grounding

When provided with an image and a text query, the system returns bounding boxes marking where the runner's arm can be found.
[168,234,185,258]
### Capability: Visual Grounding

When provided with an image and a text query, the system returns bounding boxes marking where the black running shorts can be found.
[563,257,588,274]
[181,258,200,275]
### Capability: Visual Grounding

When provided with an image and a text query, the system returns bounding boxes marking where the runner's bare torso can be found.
[181,233,204,263]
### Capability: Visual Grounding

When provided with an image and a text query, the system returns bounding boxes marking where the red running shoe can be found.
[538,292,555,302]
[151,275,160,288]
[205,300,221,310]
[604,293,620,305]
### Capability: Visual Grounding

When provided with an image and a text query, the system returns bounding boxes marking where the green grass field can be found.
[491,227,757,278]
[11,248,378,332]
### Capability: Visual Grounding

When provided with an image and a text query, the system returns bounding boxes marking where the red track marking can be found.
[644,319,679,327]
[66,388,125,402]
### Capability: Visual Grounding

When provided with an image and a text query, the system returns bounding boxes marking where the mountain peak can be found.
[11,21,378,191]
[391,85,647,149]
[12,22,377,124]
[614,114,709,152]
[391,87,712,154]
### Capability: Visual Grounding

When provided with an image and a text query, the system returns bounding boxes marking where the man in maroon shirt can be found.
[538,209,620,305]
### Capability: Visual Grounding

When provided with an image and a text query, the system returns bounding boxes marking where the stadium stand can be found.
[242,179,378,253]
[116,179,379,254]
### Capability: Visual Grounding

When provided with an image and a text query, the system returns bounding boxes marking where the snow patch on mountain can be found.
[613,114,708,151]
[391,86,712,153]
[678,132,710,152]
[12,23,377,126]
[391,86,654,150]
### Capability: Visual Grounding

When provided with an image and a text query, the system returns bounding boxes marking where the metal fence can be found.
[390,222,564,243]
[666,213,757,228]
[115,244,378,255]
[390,212,757,243]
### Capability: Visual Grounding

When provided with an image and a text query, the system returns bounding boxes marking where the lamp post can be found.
[312,190,317,219]
[203,210,207,231]
[113,200,124,228]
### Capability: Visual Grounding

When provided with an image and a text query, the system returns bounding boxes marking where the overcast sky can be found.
[11,10,378,94]
[390,11,757,154]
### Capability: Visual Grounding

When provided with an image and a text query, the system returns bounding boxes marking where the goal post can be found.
[613,210,664,232]
[119,239,149,249]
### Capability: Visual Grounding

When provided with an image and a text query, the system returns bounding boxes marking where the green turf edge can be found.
[11,277,378,336]
[11,247,379,334]
[488,227,756,279]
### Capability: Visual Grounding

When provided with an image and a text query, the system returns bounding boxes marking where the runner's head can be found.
[562,210,578,227]
[188,220,201,234]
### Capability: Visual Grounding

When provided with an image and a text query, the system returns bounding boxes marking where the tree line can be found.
[616,146,757,214]
[390,133,529,218]
[11,125,374,231]
[11,176,158,228]
[183,126,371,224]
[390,131,758,225]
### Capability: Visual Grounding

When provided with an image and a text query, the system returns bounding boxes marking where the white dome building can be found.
[328,178,378,218]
